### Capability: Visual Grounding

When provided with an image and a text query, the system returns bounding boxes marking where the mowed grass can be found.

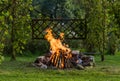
[0,54,120,81]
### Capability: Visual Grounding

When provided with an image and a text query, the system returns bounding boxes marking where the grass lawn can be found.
[0,54,120,81]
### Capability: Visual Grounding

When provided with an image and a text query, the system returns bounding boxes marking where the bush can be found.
[25,40,49,55]
[3,40,49,56]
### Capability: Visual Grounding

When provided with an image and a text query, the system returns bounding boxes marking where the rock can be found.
[76,64,84,70]
[72,50,80,55]
[40,63,47,69]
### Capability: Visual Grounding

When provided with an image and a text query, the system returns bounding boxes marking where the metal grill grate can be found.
[31,18,87,39]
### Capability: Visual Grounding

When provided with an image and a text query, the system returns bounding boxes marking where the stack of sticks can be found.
[50,50,73,69]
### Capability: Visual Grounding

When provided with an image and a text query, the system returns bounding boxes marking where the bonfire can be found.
[33,28,95,69]
[44,28,73,69]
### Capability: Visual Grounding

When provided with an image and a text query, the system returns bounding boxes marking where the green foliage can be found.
[31,0,86,18]
[25,40,49,56]
[104,0,120,54]
[28,0,120,54]
[77,0,120,54]
[0,0,9,62]
[9,0,32,55]
[0,0,120,61]
[0,0,33,60]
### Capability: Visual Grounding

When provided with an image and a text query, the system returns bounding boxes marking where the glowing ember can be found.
[45,28,72,68]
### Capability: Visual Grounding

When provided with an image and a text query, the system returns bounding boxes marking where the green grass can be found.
[0,54,120,81]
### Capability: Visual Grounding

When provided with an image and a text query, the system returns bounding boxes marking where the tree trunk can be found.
[11,0,16,60]
[11,46,16,60]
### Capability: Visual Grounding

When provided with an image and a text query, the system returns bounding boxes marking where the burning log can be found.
[49,49,73,68]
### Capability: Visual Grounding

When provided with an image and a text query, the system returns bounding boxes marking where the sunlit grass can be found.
[0,54,120,81]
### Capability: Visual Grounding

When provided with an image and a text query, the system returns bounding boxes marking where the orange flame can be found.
[45,28,72,68]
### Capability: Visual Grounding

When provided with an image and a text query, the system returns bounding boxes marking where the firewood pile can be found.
[33,50,95,70]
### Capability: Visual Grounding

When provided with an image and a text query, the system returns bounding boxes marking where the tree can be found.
[32,0,84,18]
[0,0,32,60]
[106,0,120,54]
[0,0,10,62]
